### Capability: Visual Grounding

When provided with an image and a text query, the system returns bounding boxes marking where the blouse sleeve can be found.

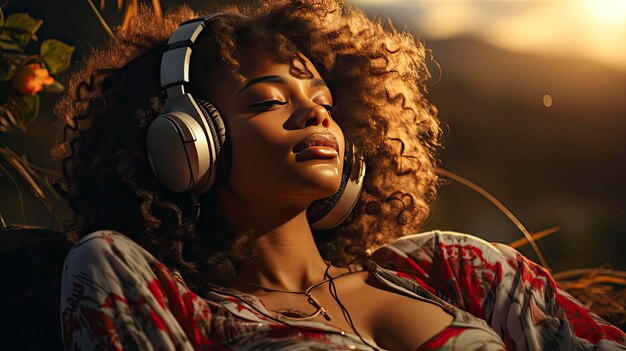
[371,230,626,350]
[60,230,211,350]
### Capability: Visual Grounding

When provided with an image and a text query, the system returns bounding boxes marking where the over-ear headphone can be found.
[146,13,366,230]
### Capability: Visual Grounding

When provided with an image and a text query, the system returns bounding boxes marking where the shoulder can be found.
[372,230,506,265]
[70,229,142,252]
[390,229,496,247]
[62,229,164,292]
[61,229,188,312]
[65,229,153,267]
[370,230,537,315]
[60,231,199,350]
[369,230,511,308]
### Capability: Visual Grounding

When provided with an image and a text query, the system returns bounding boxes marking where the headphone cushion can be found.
[195,99,226,156]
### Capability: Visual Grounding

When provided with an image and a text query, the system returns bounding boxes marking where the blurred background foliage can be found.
[0,0,624,348]
[0,6,73,229]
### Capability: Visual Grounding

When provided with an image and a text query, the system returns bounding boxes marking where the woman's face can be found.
[203,46,345,206]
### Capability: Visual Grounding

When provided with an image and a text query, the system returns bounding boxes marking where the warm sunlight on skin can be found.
[352,0,626,72]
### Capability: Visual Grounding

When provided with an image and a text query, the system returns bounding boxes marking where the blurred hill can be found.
[421,37,626,271]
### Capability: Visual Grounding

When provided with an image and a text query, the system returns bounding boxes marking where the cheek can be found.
[226,120,290,191]
[223,117,346,198]
[231,119,288,158]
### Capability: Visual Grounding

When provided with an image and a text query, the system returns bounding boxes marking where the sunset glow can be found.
[586,0,626,24]
[353,0,626,72]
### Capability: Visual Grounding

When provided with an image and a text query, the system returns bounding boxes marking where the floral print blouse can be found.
[60,230,626,350]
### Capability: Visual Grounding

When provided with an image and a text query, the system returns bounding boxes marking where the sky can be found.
[352,0,626,72]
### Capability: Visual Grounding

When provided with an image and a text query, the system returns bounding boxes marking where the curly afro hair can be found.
[54,0,442,289]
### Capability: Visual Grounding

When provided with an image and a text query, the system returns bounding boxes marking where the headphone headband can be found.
[160,13,248,98]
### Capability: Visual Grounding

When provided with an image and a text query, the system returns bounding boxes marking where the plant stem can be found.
[435,167,551,271]
[86,0,115,39]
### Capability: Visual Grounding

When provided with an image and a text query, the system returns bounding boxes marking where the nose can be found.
[285,102,331,130]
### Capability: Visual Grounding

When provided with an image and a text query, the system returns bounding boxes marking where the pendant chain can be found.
[234,260,364,321]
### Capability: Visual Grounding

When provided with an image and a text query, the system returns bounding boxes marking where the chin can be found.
[305,179,342,201]
[296,163,342,194]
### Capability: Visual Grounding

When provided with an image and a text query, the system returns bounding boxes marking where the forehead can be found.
[202,46,328,116]
[235,45,323,83]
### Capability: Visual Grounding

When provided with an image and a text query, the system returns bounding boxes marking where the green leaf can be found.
[42,80,64,93]
[0,7,4,26]
[11,94,39,131]
[0,32,22,52]
[0,52,26,81]
[22,94,39,120]
[40,39,74,75]
[3,13,43,46]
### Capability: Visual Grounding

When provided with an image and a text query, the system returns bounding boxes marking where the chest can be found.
[257,271,455,351]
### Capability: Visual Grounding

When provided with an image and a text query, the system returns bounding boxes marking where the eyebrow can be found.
[236,75,328,95]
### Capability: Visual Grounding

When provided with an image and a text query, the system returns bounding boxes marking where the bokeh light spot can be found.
[543,94,553,108]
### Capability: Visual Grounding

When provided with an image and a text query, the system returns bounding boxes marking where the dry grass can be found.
[554,267,626,327]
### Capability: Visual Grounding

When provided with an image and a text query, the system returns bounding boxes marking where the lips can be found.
[293,133,339,154]
[293,133,339,161]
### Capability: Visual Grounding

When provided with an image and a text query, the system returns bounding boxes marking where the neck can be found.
[217,185,330,292]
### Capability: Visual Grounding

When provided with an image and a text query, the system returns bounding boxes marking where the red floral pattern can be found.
[415,326,465,351]
[372,231,626,350]
[60,230,626,350]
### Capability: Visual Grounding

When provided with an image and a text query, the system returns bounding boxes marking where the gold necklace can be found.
[234,260,365,322]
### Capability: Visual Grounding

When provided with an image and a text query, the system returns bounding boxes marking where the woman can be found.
[57,1,626,350]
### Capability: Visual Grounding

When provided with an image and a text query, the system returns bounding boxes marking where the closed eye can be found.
[247,100,333,114]
[248,100,288,109]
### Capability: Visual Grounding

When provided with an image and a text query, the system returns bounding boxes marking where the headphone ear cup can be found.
[195,99,226,156]
[194,99,227,193]
[147,109,210,193]
[307,137,366,230]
